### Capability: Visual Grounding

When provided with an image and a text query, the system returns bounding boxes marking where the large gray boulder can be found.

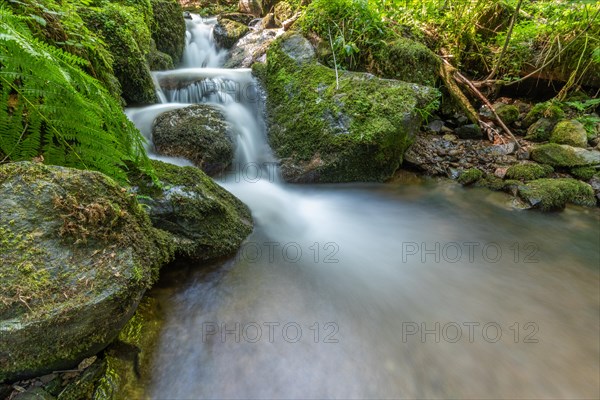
[531,144,600,167]
[0,162,173,383]
[131,160,253,261]
[152,105,236,176]
[224,28,281,68]
[264,32,440,183]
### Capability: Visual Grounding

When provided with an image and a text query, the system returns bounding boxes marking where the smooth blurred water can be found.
[136,15,600,399]
[149,180,599,399]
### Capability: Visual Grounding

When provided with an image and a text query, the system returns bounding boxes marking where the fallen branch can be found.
[439,56,520,149]
[445,58,521,149]
[438,60,479,124]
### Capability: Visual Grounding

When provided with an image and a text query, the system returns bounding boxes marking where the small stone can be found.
[442,134,458,142]
[456,115,469,125]
[517,150,530,160]
[426,119,444,133]
[495,167,508,179]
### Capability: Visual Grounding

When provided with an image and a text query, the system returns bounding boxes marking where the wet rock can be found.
[214,17,250,49]
[506,163,553,180]
[0,162,173,383]
[524,117,555,142]
[150,0,186,64]
[13,387,55,400]
[262,12,278,29]
[531,144,600,167]
[224,28,281,68]
[517,178,596,211]
[549,120,588,148]
[265,32,440,182]
[489,142,517,156]
[152,104,236,176]
[493,103,519,125]
[131,160,253,261]
[494,167,508,179]
[589,175,600,201]
[239,0,263,16]
[455,124,483,139]
[426,119,444,133]
[458,168,483,185]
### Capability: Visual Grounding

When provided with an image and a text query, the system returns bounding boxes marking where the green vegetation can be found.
[458,168,483,185]
[265,32,440,182]
[506,163,554,181]
[372,0,600,88]
[0,6,151,182]
[0,0,185,182]
[518,178,596,211]
[571,166,598,181]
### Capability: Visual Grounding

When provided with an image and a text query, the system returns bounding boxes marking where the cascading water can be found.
[128,15,599,399]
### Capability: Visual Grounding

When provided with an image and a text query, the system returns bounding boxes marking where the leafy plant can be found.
[300,0,387,70]
[0,6,152,182]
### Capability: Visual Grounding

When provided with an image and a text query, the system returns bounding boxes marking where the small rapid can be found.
[126,15,600,400]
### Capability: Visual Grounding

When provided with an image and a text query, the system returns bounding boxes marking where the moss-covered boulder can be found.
[571,166,598,181]
[214,16,250,49]
[131,160,253,260]
[505,163,553,181]
[525,118,556,142]
[81,3,157,105]
[549,120,588,148]
[518,178,596,211]
[531,144,600,167]
[458,168,483,185]
[370,38,440,87]
[493,103,519,126]
[152,105,236,176]
[150,0,186,64]
[523,102,565,128]
[264,33,440,183]
[0,162,174,383]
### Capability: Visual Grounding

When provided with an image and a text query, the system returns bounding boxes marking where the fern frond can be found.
[0,5,152,182]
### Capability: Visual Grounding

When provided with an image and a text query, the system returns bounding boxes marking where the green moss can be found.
[506,163,554,181]
[518,178,597,211]
[523,102,565,128]
[525,118,555,142]
[457,168,483,185]
[530,143,590,167]
[129,160,252,260]
[265,33,439,182]
[150,0,186,64]
[81,3,157,105]
[549,120,588,148]
[214,17,250,49]
[494,104,520,125]
[571,166,598,181]
[147,48,174,70]
[370,38,440,86]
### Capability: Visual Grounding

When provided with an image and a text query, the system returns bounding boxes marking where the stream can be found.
[127,15,600,399]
